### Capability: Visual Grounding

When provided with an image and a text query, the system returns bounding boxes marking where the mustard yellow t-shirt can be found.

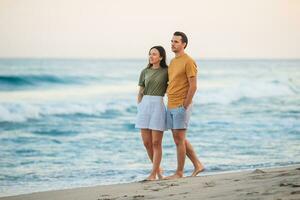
[167,53,197,108]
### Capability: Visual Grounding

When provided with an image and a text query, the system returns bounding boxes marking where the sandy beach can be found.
[1,165,300,200]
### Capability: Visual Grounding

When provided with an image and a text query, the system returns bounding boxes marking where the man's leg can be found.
[185,139,205,176]
[165,129,186,179]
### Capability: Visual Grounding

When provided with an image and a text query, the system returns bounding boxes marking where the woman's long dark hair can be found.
[147,46,168,68]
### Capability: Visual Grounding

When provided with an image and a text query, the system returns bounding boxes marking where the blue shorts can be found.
[166,104,193,129]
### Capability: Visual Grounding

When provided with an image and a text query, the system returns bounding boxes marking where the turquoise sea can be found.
[0,59,299,197]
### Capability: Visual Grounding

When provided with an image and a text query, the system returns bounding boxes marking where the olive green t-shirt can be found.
[138,67,168,96]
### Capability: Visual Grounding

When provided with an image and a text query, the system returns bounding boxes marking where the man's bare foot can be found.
[163,173,183,180]
[191,165,205,177]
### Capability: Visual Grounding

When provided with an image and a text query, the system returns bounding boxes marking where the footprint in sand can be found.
[291,190,300,195]
[274,172,295,177]
[179,192,189,195]
[97,198,116,200]
[280,182,300,188]
[97,194,117,200]
[144,182,179,192]
[246,191,259,195]
[235,189,243,192]
[151,188,161,191]
[157,182,179,187]
[132,194,145,199]
[203,181,216,187]
[167,192,188,197]
[157,182,168,186]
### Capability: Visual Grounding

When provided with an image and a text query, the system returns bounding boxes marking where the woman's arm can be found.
[137,86,144,103]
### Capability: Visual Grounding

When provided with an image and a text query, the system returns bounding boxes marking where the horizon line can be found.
[0,57,300,61]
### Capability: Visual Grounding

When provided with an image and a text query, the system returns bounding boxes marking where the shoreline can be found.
[1,164,300,200]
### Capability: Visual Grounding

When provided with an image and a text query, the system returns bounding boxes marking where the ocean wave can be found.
[0,102,132,123]
[0,76,299,122]
[197,78,299,105]
[0,103,41,122]
[0,75,92,90]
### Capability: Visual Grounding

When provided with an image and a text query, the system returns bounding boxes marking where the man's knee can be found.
[173,134,185,146]
[172,129,186,145]
[174,138,185,146]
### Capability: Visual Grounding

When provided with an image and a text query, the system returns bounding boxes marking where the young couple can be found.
[135,31,204,181]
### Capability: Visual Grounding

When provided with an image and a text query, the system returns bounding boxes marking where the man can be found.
[165,31,204,179]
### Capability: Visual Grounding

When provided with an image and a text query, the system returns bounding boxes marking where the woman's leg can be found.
[148,130,163,180]
[141,128,153,162]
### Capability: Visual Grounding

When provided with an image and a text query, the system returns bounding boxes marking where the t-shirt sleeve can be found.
[185,59,197,78]
[138,69,145,87]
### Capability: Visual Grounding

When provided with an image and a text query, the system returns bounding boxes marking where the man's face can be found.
[171,35,185,53]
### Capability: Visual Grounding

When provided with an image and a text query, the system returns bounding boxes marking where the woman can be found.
[135,46,168,181]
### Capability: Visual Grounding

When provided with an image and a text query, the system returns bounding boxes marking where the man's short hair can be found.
[173,31,188,49]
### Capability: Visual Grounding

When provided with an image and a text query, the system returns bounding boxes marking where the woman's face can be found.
[149,48,161,65]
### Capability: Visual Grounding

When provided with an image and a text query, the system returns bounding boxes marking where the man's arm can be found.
[137,86,144,103]
[183,76,197,109]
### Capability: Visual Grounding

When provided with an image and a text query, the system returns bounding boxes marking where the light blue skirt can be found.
[135,95,167,131]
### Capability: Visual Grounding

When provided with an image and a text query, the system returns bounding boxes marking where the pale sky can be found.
[0,0,299,59]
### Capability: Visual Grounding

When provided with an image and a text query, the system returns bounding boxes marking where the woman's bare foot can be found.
[157,167,164,180]
[145,172,157,181]
[157,173,163,180]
